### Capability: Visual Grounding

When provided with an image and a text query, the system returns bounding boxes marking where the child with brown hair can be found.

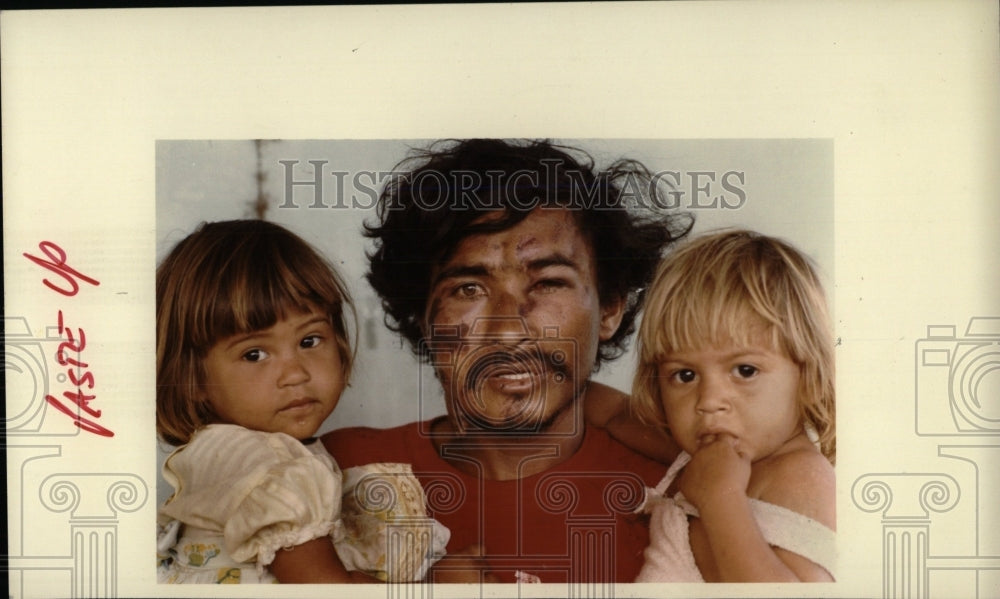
[155,219,447,583]
[631,228,836,582]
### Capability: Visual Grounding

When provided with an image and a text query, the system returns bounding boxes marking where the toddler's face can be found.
[656,336,803,462]
[200,307,345,440]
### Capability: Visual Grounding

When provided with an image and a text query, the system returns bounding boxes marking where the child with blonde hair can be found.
[631,229,836,582]
[156,219,448,583]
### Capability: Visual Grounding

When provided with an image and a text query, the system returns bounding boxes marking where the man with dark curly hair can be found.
[322,139,691,585]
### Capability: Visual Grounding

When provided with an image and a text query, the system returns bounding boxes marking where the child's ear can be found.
[192,375,208,403]
[195,390,219,426]
[598,296,627,341]
[192,378,215,414]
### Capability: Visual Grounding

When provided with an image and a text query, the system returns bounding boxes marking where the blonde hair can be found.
[631,229,835,462]
[156,220,355,446]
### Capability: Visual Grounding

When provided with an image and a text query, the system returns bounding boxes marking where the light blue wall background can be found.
[155,139,833,505]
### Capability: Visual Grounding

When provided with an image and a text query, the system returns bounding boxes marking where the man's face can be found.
[423,209,624,435]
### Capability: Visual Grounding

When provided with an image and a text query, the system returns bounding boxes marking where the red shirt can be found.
[324,420,663,583]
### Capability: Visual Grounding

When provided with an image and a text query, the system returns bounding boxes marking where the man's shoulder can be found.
[321,421,427,469]
[324,421,420,442]
[577,425,667,484]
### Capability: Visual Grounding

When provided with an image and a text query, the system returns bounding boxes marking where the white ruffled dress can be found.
[156,424,448,583]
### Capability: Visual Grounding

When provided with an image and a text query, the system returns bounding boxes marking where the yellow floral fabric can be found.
[156,424,448,583]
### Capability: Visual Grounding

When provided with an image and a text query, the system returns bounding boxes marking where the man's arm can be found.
[584,381,680,465]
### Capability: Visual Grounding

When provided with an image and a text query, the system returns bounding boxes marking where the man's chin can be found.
[452,395,580,436]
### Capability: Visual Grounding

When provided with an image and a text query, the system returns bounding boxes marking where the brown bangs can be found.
[183,224,347,356]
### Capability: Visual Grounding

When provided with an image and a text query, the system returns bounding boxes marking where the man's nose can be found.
[468,314,532,342]
[488,287,524,317]
[475,289,535,338]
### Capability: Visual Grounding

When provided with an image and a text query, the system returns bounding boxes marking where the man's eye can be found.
[242,349,269,362]
[533,278,567,292]
[735,364,759,378]
[453,283,485,299]
[300,335,322,349]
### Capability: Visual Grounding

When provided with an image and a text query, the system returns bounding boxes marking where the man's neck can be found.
[430,404,586,481]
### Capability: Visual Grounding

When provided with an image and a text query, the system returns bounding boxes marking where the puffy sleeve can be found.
[159,424,342,572]
[337,463,450,582]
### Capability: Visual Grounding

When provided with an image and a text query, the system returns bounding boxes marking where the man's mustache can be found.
[461,345,570,393]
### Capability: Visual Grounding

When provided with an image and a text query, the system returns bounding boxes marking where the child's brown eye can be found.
[242,349,267,362]
[300,335,322,349]
[673,369,696,383]
[735,364,758,378]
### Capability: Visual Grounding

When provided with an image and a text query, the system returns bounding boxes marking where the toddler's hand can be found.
[429,544,498,583]
[678,433,751,513]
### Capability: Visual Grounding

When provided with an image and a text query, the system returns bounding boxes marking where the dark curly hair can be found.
[364,139,693,368]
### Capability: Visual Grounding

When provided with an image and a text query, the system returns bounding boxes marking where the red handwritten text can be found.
[23,241,100,297]
[44,311,112,437]
[23,241,113,437]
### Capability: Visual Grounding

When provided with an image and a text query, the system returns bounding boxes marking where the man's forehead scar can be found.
[515,236,538,252]
[527,254,580,271]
